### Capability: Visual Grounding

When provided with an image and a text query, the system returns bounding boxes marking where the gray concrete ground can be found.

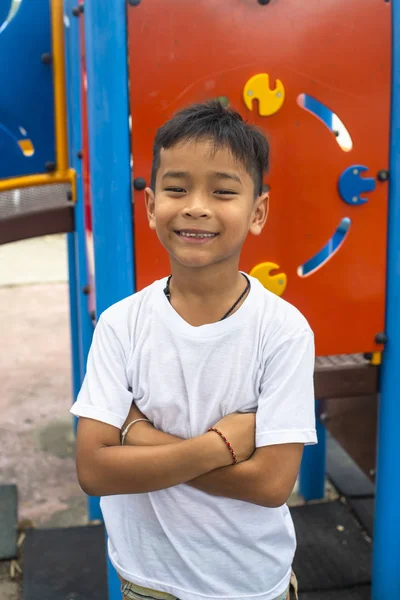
[0,235,87,599]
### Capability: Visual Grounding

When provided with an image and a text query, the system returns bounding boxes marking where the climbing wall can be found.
[127,0,391,356]
[0,0,73,245]
[0,0,55,179]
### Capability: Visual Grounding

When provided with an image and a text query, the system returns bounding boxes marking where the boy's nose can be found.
[182,197,211,219]
[183,207,210,218]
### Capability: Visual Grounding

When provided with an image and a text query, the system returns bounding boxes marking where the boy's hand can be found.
[211,412,256,464]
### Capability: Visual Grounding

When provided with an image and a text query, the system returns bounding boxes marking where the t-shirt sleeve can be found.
[70,315,133,429]
[256,331,317,448]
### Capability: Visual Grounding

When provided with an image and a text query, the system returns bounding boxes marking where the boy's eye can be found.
[165,187,186,193]
[214,190,237,196]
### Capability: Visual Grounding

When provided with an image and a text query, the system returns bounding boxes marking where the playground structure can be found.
[0,0,399,598]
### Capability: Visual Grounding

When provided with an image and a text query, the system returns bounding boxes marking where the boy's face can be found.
[145,139,268,271]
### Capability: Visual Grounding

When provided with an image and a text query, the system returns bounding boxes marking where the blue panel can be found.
[0,0,55,179]
[372,3,400,598]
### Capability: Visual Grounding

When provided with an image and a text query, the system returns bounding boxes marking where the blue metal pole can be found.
[372,4,400,598]
[299,401,326,501]
[66,233,81,418]
[83,1,135,317]
[84,3,135,598]
[64,3,95,446]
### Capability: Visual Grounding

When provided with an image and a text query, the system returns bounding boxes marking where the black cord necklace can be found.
[163,274,251,321]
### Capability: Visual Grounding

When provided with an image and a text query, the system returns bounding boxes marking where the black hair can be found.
[150,100,270,197]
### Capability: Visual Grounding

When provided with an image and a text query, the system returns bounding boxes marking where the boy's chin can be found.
[172,257,216,269]
[167,250,219,270]
[168,246,242,271]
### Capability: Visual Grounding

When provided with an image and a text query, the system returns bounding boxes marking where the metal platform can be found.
[314,354,379,400]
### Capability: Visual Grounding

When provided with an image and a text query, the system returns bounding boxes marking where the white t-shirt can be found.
[71,274,317,600]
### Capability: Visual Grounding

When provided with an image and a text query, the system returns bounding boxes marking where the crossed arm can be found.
[75,403,303,508]
[124,416,303,507]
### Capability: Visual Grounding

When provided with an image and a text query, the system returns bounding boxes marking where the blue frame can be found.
[372,3,400,597]
[84,1,135,316]
[83,2,135,598]
[64,2,95,431]
[66,233,81,414]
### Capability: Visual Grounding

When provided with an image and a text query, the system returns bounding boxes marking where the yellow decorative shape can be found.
[18,139,34,157]
[243,74,285,116]
[250,262,287,297]
[370,352,382,366]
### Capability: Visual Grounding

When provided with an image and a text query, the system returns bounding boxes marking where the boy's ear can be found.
[144,187,156,230]
[249,192,269,236]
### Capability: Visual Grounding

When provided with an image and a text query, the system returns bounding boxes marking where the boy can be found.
[71,101,316,600]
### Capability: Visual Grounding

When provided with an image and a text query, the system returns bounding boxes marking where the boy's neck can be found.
[167,261,248,326]
[169,261,241,299]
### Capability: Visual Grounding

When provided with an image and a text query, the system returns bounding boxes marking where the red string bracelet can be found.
[208,428,238,465]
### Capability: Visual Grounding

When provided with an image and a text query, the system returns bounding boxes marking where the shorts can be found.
[120,571,299,600]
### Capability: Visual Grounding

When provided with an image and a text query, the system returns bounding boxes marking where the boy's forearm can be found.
[125,426,266,505]
[79,434,228,497]
[187,460,270,507]
[127,423,182,446]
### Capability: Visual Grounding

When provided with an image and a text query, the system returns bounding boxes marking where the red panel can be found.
[127,0,391,356]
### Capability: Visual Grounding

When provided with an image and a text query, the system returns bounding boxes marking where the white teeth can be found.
[179,232,216,238]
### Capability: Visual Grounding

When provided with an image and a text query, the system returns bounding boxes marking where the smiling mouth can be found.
[174,230,219,239]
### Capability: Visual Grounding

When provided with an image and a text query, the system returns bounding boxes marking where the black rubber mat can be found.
[300,586,371,600]
[23,524,107,600]
[326,433,375,498]
[22,502,372,599]
[348,497,375,537]
[0,484,18,559]
[292,500,371,591]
